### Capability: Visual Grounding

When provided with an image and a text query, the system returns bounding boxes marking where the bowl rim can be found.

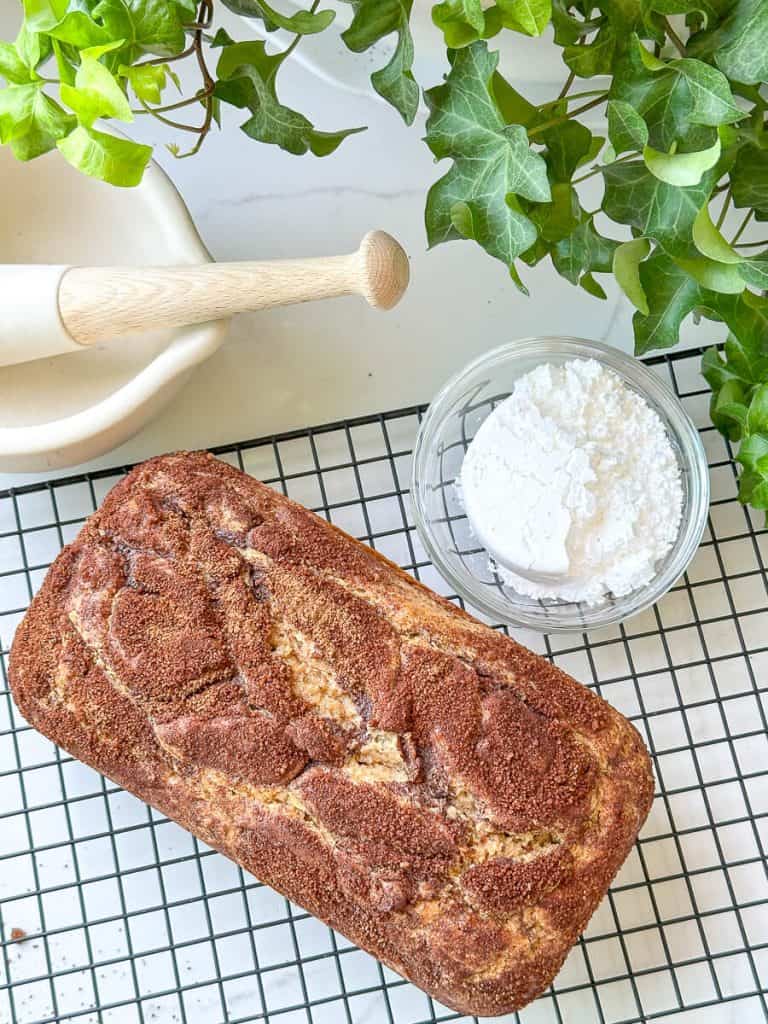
[0,147,229,468]
[411,336,711,633]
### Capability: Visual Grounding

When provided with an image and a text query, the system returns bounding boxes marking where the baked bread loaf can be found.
[10,451,653,1016]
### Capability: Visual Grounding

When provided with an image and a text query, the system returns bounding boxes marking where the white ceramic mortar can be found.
[0,145,229,473]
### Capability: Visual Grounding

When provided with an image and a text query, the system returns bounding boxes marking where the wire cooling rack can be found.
[0,347,766,1024]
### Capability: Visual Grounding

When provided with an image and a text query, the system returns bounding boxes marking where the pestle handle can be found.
[58,230,409,347]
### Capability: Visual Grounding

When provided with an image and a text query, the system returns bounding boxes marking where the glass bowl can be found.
[411,337,710,633]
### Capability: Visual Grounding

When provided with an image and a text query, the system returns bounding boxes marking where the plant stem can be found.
[732,209,754,245]
[572,152,634,185]
[138,99,203,132]
[529,94,608,137]
[735,238,768,250]
[662,16,686,56]
[557,70,575,100]
[716,186,732,230]
[133,87,215,116]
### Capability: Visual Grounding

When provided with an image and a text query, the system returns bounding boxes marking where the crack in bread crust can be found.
[8,451,654,1017]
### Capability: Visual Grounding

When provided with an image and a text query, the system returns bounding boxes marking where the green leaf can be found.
[730,143,768,219]
[10,89,74,159]
[51,38,76,86]
[14,22,51,71]
[564,24,617,77]
[746,383,768,434]
[341,0,418,125]
[580,271,608,298]
[92,0,191,59]
[613,237,651,314]
[709,377,748,440]
[61,43,133,127]
[543,119,593,181]
[704,292,768,391]
[692,203,743,263]
[0,83,41,143]
[671,58,743,126]
[611,38,742,154]
[529,182,580,242]
[602,158,715,257]
[675,255,745,292]
[219,0,335,34]
[57,124,151,185]
[633,250,704,353]
[424,42,550,270]
[689,0,768,86]
[211,27,237,47]
[119,63,167,105]
[643,135,721,185]
[496,0,552,36]
[607,99,648,154]
[552,216,618,285]
[737,254,768,290]
[0,42,34,84]
[490,72,538,126]
[45,11,112,49]
[215,40,365,156]
[432,0,493,46]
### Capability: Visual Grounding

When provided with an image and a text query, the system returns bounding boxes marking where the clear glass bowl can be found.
[411,337,710,633]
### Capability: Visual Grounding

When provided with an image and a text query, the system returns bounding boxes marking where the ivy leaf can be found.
[0,83,41,143]
[613,237,651,314]
[340,0,418,125]
[528,182,580,242]
[9,89,74,159]
[215,41,365,156]
[602,159,715,257]
[611,37,742,153]
[737,253,768,290]
[91,0,191,59]
[672,58,743,126]
[580,271,607,298]
[689,0,768,86]
[119,63,168,105]
[552,216,618,286]
[432,0,497,46]
[607,99,648,154]
[14,22,51,72]
[675,254,745,292]
[643,135,721,186]
[424,42,550,270]
[60,43,133,127]
[633,250,705,353]
[0,42,35,84]
[219,0,335,35]
[543,119,593,181]
[736,427,768,513]
[564,24,617,77]
[730,143,768,220]
[496,0,552,36]
[491,72,538,126]
[42,11,111,49]
[57,124,152,186]
[552,0,601,45]
[692,203,743,263]
[709,377,749,440]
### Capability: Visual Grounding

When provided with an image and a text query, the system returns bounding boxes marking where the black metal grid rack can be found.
[0,347,766,1024]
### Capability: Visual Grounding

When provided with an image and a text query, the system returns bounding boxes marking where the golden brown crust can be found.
[9,451,654,1016]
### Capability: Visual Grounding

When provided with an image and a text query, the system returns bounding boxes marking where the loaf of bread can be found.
[10,452,653,1016]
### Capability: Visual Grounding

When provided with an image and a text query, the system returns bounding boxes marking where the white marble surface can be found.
[0,5,730,490]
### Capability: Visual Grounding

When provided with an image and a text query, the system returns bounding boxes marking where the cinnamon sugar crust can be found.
[9,451,654,1016]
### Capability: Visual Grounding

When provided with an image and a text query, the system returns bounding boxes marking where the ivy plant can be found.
[2,1,768,517]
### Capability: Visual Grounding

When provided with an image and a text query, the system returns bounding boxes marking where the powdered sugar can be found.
[459,359,683,605]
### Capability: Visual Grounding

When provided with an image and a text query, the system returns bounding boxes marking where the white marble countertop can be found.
[0,6,725,491]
